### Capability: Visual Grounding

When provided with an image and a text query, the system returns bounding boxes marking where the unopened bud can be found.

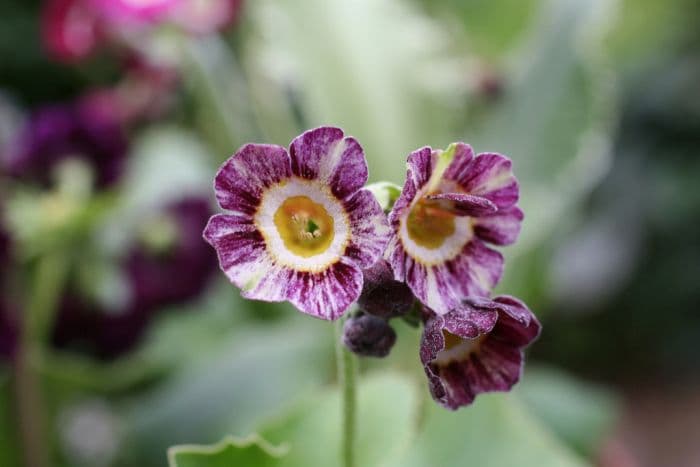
[358,260,414,319]
[342,313,396,358]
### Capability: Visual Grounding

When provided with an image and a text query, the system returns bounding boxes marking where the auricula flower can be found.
[421,296,540,409]
[204,127,391,320]
[387,143,522,314]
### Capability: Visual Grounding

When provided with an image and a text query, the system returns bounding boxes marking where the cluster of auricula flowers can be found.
[204,126,540,410]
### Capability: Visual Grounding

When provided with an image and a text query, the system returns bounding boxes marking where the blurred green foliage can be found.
[2,0,700,465]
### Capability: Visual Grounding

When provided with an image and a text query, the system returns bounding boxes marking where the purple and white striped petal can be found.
[392,236,503,315]
[289,127,368,200]
[473,205,524,246]
[285,260,364,320]
[388,142,520,313]
[214,143,291,215]
[342,189,391,269]
[203,213,271,295]
[456,153,519,209]
[421,296,540,410]
[424,193,497,217]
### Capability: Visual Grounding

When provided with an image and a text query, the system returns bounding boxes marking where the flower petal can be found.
[455,152,519,209]
[403,238,504,315]
[214,143,291,214]
[493,295,542,345]
[424,193,497,217]
[343,189,391,269]
[289,126,368,199]
[473,205,524,245]
[442,142,475,183]
[443,305,498,338]
[284,260,363,320]
[203,213,272,293]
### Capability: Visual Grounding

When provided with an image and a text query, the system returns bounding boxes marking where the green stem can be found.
[336,319,357,467]
[15,253,69,467]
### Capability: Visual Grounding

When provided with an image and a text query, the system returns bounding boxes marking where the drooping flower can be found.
[387,142,522,314]
[204,127,391,320]
[6,100,127,188]
[420,295,540,409]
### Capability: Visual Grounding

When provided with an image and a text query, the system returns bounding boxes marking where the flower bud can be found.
[342,313,396,358]
[358,260,414,319]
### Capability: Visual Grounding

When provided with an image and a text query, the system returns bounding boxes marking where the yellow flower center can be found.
[406,199,455,249]
[442,330,464,351]
[273,195,335,257]
[435,330,486,365]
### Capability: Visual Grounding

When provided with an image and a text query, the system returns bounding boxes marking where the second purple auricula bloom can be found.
[204,127,391,320]
[386,142,523,315]
[421,296,540,409]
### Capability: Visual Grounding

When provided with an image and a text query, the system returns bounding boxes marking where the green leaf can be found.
[247,0,459,183]
[473,0,618,253]
[421,0,539,57]
[168,434,288,467]
[388,392,590,467]
[115,317,334,466]
[259,372,421,467]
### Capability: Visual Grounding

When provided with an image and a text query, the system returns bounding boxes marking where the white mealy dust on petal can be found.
[317,137,347,184]
[474,163,512,193]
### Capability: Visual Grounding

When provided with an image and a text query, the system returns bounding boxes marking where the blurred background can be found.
[1,0,699,466]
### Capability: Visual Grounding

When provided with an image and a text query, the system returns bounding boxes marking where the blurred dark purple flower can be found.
[0,213,17,360]
[420,295,540,409]
[0,304,18,360]
[51,197,218,359]
[6,100,127,188]
[51,294,148,360]
[126,197,218,311]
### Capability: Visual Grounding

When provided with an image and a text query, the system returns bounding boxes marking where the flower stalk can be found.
[15,252,69,467]
[336,318,357,467]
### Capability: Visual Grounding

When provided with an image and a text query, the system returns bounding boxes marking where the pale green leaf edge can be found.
[167,434,290,467]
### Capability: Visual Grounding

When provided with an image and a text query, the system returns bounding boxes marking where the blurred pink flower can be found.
[41,0,103,62]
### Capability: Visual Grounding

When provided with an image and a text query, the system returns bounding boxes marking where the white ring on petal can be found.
[255,177,350,272]
[398,186,473,266]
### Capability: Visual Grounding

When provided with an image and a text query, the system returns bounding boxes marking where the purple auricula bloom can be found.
[6,101,127,189]
[420,295,540,409]
[204,126,391,320]
[386,142,523,315]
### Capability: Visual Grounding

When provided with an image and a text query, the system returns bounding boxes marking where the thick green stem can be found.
[336,319,357,467]
[15,253,69,467]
